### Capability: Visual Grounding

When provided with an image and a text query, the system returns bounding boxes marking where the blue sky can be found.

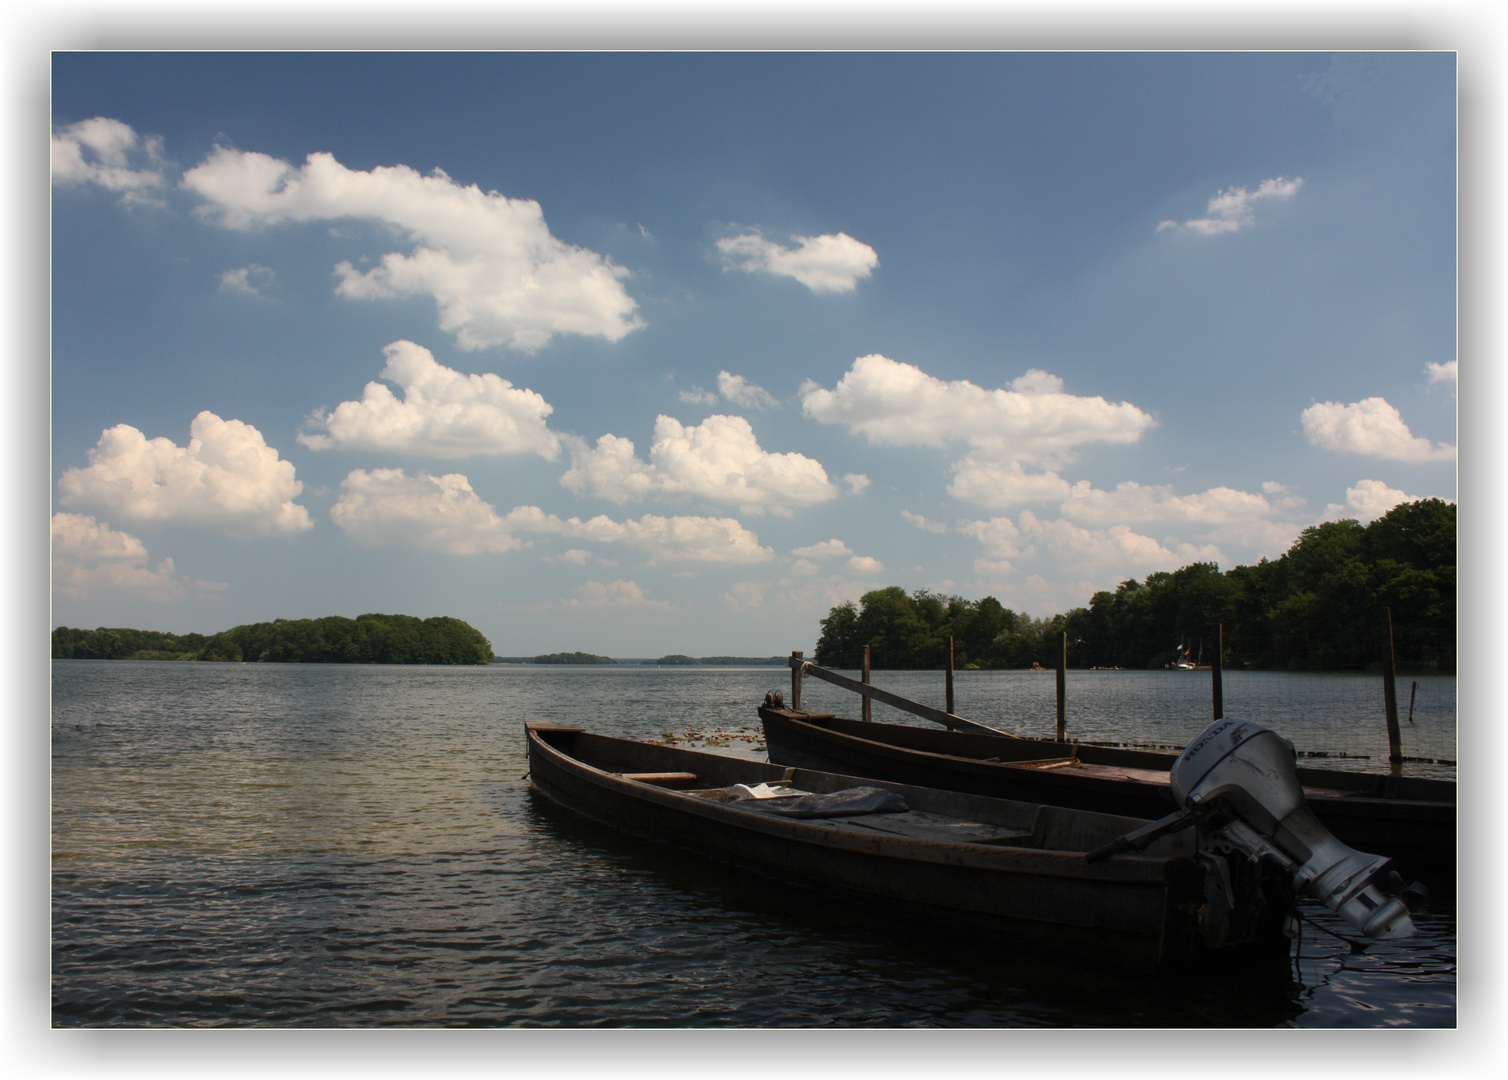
[50,51,1457,657]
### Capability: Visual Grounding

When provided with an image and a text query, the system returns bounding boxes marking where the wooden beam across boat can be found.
[789,656,1011,737]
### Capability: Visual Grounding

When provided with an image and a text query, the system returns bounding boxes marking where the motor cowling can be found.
[1171,718,1416,940]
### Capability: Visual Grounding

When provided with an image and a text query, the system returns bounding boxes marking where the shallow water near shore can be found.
[52,661,1456,1027]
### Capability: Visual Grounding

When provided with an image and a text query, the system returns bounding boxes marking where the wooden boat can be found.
[526,720,1292,970]
[759,705,1456,877]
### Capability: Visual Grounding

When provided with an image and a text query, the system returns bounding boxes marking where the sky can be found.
[48,51,1458,658]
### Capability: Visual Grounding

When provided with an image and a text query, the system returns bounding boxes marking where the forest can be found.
[813,499,1455,673]
[52,613,495,665]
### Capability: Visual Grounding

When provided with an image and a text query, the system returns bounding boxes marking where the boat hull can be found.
[759,707,1456,878]
[526,722,1287,970]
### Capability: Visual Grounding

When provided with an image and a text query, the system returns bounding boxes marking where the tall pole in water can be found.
[945,636,956,717]
[861,645,871,722]
[791,650,803,712]
[1382,609,1402,767]
[1056,631,1067,743]
[1212,623,1224,720]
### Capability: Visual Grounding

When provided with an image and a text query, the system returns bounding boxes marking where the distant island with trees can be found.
[52,613,494,665]
[814,499,1455,673]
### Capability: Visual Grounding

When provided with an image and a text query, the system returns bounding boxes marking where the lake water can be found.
[51,661,1457,1028]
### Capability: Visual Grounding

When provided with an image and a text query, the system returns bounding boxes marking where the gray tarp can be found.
[729,785,909,819]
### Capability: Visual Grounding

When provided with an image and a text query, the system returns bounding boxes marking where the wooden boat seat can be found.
[620,771,701,788]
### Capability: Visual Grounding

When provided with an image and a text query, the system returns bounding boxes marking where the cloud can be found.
[802,354,1154,472]
[721,576,870,616]
[330,468,526,555]
[564,513,776,566]
[51,513,223,601]
[1059,481,1278,527]
[681,371,779,409]
[560,414,838,514]
[218,264,277,297]
[1425,360,1457,388]
[902,510,949,534]
[678,387,719,406]
[948,459,1075,507]
[717,370,778,409]
[562,580,674,610]
[181,146,642,351]
[51,117,167,202]
[791,539,852,560]
[847,555,884,574]
[331,469,774,565]
[1158,176,1303,235]
[843,473,871,495]
[298,340,560,459]
[1322,479,1450,523]
[717,231,878,293]
[1301,397,1455,463]
[964,510,1223,581]
[58,412,312,537]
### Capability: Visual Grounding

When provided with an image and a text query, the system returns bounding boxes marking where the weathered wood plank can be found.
[790,658,1010,737]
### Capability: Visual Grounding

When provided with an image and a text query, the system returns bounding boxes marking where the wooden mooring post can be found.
[1212,623,1224,720]
[861,645,872,722]
[791,650,803,712]
[1382,609,1402,767]
[1056,631,1067,743]
[945,636,956,717]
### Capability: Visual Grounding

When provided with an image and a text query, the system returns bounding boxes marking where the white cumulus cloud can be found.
[298,340,560,459]
[1322,479,1450,523]
[58,413,312,537]
[847,555,884,574]
[1301,397,1455,463]
[948,459,1075,507]
[560,414,838,514]
[962,511,1224,583]
[51,117,167,202]
[181,146,642,351]
[563,580,674,610]
[802,354,1154,472]
[717,231,878,293]
[51,513,223,601]
[902,510,949,535]
[1425,360,1457,388]
[330,469,773,566]
[330,469,526,555]
[1059,481,1278,527]
[218,264,277,297]
[717,370,778,409]
[566,513,776,566]
[1158,176,1303,235]
[791,539,853,560]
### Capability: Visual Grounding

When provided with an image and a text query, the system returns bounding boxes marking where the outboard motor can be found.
[1088,718,1416,941]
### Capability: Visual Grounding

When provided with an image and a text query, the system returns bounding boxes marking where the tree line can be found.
[53,613,494,665]
[814,498,1455,673]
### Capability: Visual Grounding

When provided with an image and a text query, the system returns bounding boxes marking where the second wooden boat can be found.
[759,705,1456,878]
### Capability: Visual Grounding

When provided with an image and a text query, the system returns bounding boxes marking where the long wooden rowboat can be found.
[526,720,1291,970]
[759,706,1456,877]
